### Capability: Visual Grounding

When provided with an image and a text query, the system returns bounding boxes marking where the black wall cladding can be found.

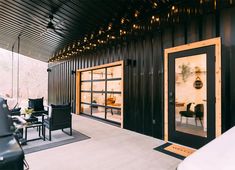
[48,7,235,139]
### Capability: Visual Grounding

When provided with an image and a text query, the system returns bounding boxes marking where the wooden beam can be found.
[75,71,81,114]
[77,61,123,72]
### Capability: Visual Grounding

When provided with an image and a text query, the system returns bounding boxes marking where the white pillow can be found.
[189,103,196,112]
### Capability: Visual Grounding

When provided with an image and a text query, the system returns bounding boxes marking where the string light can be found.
[134,10,140,18]
[49,0,224,63]
[108,23,112,30]
[84,37,87,42]
[153,2,158,8]
[120,29,126,36]
[151,16,160,24]
[121,18,125,24]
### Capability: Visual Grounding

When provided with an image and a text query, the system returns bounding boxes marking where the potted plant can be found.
[25,108,33,119]
[179,63,191,82]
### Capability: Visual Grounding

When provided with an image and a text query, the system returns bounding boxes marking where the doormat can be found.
[154,143,196,160]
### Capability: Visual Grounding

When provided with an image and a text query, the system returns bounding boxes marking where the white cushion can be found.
[189,103,195,112]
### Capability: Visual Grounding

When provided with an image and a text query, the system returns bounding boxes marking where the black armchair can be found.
[179,103,195,124]
[43,104,72,141]
[194,104,204,126]
[28,97,48,117]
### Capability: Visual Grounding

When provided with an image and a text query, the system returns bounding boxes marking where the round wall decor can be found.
[194,77,203,89]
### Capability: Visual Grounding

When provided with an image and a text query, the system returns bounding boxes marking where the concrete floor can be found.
[26,114,181,170]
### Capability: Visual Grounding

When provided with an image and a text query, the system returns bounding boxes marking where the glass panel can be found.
[107,80,121,92]
[81,104,91,115]
[107,65,122,79]
[93,68,105,80]
[81,82,91,91]
[81,92,91,103]
[92,93,105,106]
[106,93,121,108]
[81,71,91,81]
[93,81,105,91]
[92,106,105,119]
[175,54,207,137]
[106,108,121,123]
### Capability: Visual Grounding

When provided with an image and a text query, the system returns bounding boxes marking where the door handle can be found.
[169,92,175,104]
[169,99,174,104]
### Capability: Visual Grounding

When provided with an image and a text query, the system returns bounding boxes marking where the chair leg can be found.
[43,125,45,141]
[49,129,51,141]
[70,126,72,136]
[199,118,203,127]
[62,127,72,136]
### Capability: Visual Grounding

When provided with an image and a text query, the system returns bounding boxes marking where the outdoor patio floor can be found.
[26,114,182,170]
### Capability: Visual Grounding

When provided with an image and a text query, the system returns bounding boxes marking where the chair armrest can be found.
[44,106,49,111]
[42,113,49,122]
[42,113,48,116]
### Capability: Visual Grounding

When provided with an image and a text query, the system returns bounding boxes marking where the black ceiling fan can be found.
[28,12,66,38]
[28,0,71,38]
[41,14,65,37]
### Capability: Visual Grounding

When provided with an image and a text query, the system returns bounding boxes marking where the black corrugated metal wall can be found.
[48,7,235,139]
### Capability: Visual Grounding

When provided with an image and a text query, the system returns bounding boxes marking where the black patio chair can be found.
[194,104,204,127]
[43,104,72,141]
[28,97,48,117]
[179,103,195,124]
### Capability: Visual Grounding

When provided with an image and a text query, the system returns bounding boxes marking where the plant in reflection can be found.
[179,63,191,82]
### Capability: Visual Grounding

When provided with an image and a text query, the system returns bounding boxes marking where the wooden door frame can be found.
[164,37,221,142]
[76,60,124,128]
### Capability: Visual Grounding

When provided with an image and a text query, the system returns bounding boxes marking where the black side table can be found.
[23,116,45,143]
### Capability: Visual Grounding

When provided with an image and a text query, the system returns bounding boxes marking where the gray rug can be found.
[22,128,90,154]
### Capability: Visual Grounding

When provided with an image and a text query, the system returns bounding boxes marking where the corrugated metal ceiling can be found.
[1,0,230,62]
[0,0,139,62]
